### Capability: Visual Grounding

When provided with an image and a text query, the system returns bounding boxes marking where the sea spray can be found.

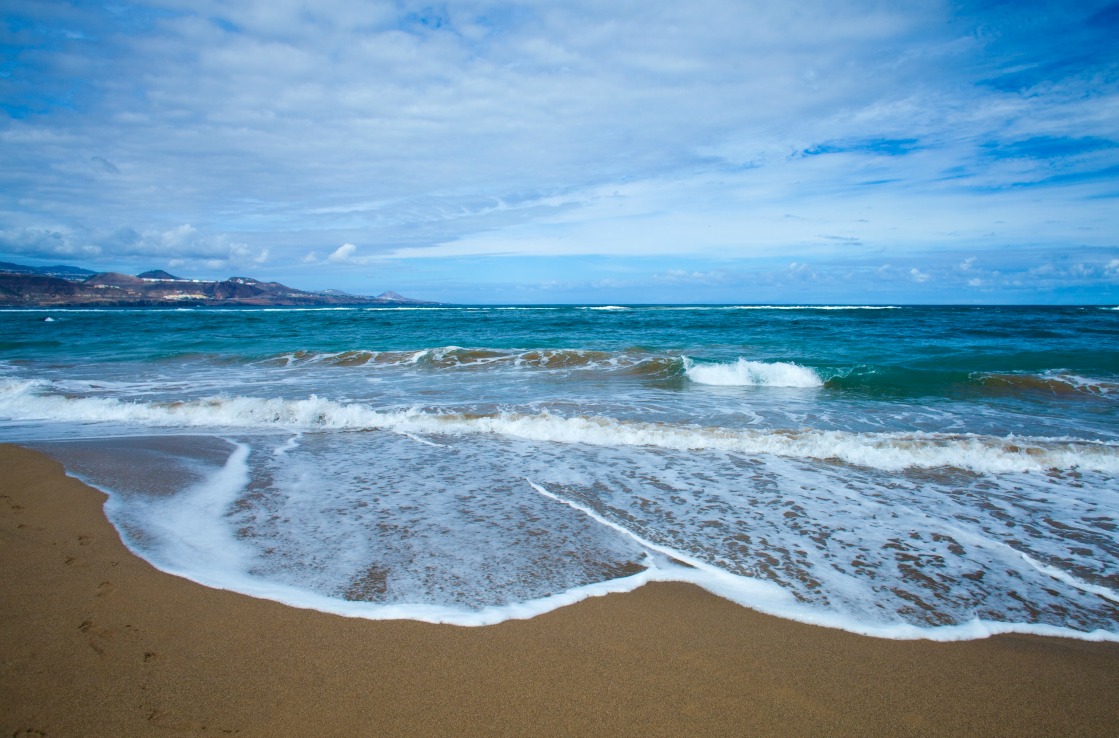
[683,357,824,387]
[3,382,1116,474]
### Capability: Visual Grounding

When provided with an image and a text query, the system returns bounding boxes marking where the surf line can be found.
[526,478,706,572]
[395,430,451,448]
[933,512,1119,606]
[1018,551,1119,604]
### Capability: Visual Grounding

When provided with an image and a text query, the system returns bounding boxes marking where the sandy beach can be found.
[2,443,1118,736]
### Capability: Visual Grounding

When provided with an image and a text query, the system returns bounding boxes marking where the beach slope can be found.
[2,444,1117,736]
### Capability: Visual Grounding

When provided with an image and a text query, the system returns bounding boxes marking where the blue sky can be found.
[1,0,1117,303]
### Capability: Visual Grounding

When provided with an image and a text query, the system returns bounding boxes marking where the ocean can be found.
[1,304,1117,640]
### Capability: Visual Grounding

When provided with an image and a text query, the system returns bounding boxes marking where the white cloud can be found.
[0,227,102,258]
[0,0,1116,301]
[327,242,374,265]
[653,269,735,285]
[327,243,356,263]
[0,223,265,275]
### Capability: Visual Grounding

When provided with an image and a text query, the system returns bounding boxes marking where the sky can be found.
[1,0,1118,304]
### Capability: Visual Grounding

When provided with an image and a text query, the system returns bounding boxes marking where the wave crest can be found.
[3,380,1115,474]
[683,357,823,387]
[265,346,677,375]
[979,373,1118,398]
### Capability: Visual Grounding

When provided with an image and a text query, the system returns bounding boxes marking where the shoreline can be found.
[2,443,1118,736]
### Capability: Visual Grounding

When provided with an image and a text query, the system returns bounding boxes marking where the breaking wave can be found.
[682,357,823,387]
[260,347,831,388]
[730,305,900,310]
[978,372,1119,398]
[264,346,665,373]
[3,378,1116,474]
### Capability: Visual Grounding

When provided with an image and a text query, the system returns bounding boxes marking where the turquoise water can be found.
[1,305,1117,638]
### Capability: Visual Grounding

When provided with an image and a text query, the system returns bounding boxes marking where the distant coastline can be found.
[0,261,436,308]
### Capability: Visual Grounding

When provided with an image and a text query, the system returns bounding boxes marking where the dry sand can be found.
[2,443,1118,737]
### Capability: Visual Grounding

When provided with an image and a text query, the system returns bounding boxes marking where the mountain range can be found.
[0,262,434,307]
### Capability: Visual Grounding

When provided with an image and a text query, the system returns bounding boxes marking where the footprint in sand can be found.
[78,619,114,656]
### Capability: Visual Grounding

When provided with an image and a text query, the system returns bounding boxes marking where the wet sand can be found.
[2,443,1118,737]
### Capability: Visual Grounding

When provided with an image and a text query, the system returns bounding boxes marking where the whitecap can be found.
[4,382,1117,474]
[683,357,823,387]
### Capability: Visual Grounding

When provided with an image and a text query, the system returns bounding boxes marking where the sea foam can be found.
[3,379,1117,474]
[683,357,823,387]
[79,439,1119,639]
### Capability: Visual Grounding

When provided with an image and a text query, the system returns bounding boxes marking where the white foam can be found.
[683,357,824,387]
[398,431,450,448]
[106,441,253,574]
[3,382,1117,474]
[979,371,1119,397]
[644,564,1119,641]
[0,308,122,312]
[516,479,1119,641]
[105,467,1119,639]
[271,345,664,375]
[0,378,45,396]
[527,478,794,598]
[148,554,1119,637]
[1019,553,1119,604]
[730,305,900,310]
[273,433,303,456]
[361,307,459,311]
[1058,374,1119,396]
[155,555,665,627]
[173,549,1119,638]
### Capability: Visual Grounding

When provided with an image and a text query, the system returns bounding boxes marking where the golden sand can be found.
[2,444,1117,736]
